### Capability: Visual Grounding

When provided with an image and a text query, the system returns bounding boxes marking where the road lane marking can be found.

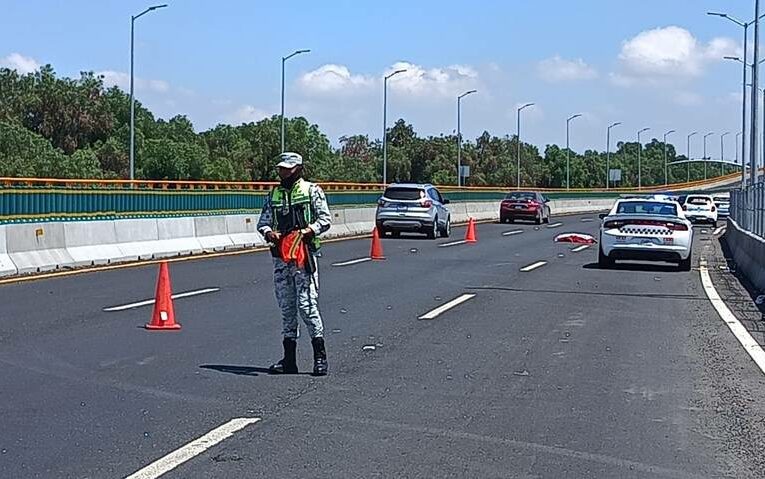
[439,240,467,248]
[520,261,547,272]
[103,288,220,312]
[712,226,726,235]
[547,222,563,228]
[571,245,591,252]
[418,293,476,320]
[125,417,260,479]
[502,230,524,236]
[331,257,372,267]
[700,260,765,376]
[580,218,594,222]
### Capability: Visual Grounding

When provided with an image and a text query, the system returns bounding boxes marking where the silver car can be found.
[375,183,451,239]
[713,192,730,217]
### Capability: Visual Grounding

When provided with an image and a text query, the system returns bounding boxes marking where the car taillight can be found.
[528,200,540,208]
[378,199,388,207]
[420,199,433,208]
[666,222,688,231]
[604,220,625,229]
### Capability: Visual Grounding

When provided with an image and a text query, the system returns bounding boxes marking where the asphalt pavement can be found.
[2,213,765,478]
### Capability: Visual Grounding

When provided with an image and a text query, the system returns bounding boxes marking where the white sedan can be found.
[682,194,718,225]
[599,198,693,271]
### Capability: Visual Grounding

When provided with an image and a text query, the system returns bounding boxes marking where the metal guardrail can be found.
[731,183,765,238]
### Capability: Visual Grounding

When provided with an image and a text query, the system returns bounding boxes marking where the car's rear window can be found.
[687,196,711,205]
[505,192,536,201]
[616,201,678,216]
[384,187,425,200]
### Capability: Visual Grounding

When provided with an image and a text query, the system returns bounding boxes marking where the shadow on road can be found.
[200,364,314,377]
[582,262,682,273]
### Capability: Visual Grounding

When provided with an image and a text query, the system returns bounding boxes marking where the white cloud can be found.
[616,26,738,81]
[229,105,269,124]
[673,91,702,107]
[537,55,598,82]
[0,52,41,74]
[97,70,170,93]
[299,64,374,93]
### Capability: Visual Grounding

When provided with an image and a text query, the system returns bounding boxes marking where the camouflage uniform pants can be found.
[273,257,324,339]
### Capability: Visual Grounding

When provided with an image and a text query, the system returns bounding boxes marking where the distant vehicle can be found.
[681,194,718,225]
[712,192,730,218]
[375,183,451,239]
[499,191,551,224]
[598,198,693,271]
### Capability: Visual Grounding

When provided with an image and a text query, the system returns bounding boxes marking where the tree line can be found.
[0,65,736,187]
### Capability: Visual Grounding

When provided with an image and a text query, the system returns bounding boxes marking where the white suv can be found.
[682,195,718,225]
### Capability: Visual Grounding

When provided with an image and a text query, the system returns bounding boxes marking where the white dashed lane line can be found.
[439,240,468,248]
[125,417,261,479]
[547,222,563,229]
[332,257,372,267]
[502,230,524,236]
[712,225,726,235]
[103,288,220,312]
[571,244,591,252]
[418,294,476,320]
[520,261,547,272]
[580,218,594,222]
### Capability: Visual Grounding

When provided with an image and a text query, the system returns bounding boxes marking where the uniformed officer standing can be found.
[257,152,332,375]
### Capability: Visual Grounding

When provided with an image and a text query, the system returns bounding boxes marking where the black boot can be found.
[311,337,328,376]
[269,338,298,374]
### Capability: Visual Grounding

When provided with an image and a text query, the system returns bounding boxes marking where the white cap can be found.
[276,152,303,168]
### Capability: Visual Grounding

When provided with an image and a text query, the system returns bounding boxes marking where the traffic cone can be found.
[370,227,385,260]
[145,261,181,330]
[465,217,478,243]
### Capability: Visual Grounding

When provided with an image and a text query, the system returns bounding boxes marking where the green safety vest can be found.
[270,179,321,250]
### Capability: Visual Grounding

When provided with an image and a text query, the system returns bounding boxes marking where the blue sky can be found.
[1,1,760,159]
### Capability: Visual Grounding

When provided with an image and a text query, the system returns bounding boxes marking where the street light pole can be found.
[752,0,761,185]
[737,131,743,166]
[280,49,310,153]
[566,114,582,190]
[703,132,714,180]
[637,127,650,190]
[516,103,535,189]
[382,69,407,185]
[687,131,698,182]
[606,122,621,189]
[129,4,167,181]
[720,131,731,177]
[663,129,676,186]
[456,90,477,187]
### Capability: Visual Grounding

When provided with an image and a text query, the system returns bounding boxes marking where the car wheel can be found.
[391,230,401,238]
[440,217,451,238]
[508,217,514,224]
[678,253,692,272]
[534,212,542,225]
[426,218,438,239]
[499,215,507,224]
[598,245,614,269]
[543,211,551,224]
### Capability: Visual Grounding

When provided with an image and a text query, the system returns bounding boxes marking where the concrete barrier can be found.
[114,219,160,260]
[0,226,17,276]
[344,207,376,235]
[156,218,203,256]
[324,209,351,239]
[194,216,233,252]
[725,218,765,292]
[64,221,129,266]
[6,223,74,274]
[226,214,265,248]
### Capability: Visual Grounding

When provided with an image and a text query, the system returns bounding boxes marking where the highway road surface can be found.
[2,213,765,478]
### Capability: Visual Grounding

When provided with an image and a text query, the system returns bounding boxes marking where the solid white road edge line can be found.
[571,245,591,252]
[547,222,563,228]
[520,261,547,272]
[331,257,372,267]
[712,226,726,235]
[124,417,261,479]
[418,293,476,320]
[502,230,524,236]
[103,288,221,312]
[439,240,468,247]
[699,259,765,376]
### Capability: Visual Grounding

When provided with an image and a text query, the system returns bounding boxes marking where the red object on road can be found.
[370,227,385,260]
[465,217,477,243]
[145,261,181,330]
[554,233,597,244]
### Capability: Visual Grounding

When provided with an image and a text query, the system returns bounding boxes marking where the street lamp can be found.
[281,49,310,153]
[516,103,534,189]
[566,114,582,190]
[129,3,168,181]
[457,90,477,187]
[711,10,765,186]
[686,131,698,182]
[382,69,407,185]
[720,131,731,177]
[637,127,650,190]
[703,132,715,180]
[606,122,621,189]
[663,130,676,186]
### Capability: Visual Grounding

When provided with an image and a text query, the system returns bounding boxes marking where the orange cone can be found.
[370,227,385,260]
[145,261,181,330]
[465,217,478,243]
